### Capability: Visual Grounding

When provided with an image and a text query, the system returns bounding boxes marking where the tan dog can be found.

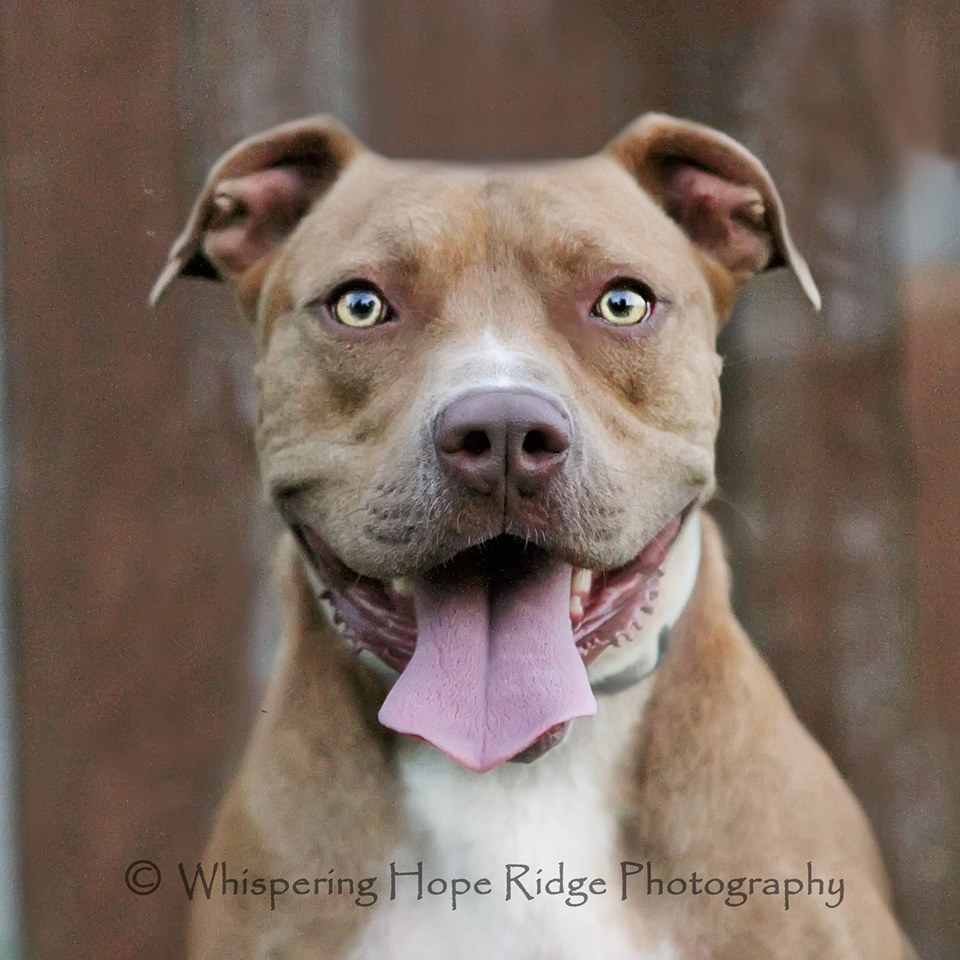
[153,114,915,959]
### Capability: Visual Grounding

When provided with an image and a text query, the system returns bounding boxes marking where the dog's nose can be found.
[434,389,571,497]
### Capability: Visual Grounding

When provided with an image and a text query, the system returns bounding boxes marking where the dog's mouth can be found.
[293,514,684,772]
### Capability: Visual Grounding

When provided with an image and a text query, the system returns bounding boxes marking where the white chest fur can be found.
[345,518,700,960]
[345,715,653,959]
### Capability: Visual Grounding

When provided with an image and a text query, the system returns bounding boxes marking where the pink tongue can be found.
[378,558,597,772]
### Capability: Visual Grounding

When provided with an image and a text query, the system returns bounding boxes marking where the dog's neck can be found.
[588,510,702,695]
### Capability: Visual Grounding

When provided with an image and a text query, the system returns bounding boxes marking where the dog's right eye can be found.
[591,282,655,327]
[330,285,391,328]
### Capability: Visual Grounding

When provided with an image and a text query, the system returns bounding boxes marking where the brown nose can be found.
[434,389,571,497]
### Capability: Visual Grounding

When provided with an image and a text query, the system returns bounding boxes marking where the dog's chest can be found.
[345,706,672,960]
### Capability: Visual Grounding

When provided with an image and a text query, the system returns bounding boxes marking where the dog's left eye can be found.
[331,285,391,328]
[592,283,654,327]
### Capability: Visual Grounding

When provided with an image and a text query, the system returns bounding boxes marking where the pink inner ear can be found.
[662,164,774,280]
[202,166,309,280]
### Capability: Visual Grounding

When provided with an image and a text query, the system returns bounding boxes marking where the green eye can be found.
[333,286,390,328]
[593,284,654,327]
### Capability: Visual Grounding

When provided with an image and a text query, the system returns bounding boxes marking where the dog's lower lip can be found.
[509,721,570,764]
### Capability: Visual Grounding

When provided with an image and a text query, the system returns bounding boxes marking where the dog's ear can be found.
[150,116,363,309]
[608,113,820,310]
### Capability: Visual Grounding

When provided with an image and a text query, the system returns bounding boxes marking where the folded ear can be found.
[150,115,363,308]
[607,113,820,310]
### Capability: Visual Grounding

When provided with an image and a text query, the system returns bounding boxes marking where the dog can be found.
[152,113,916,959]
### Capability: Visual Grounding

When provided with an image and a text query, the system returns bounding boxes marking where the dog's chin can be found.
[287,512,687,767]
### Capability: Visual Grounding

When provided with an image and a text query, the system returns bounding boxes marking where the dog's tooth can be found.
[391,577,413,597]
[571,568,593,596]
[569,594,584,623]
[212,192,239,218]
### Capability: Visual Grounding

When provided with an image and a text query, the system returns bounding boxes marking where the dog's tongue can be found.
[378,556,596,772]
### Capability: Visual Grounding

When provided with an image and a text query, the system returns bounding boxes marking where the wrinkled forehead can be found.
[276,153,702,307]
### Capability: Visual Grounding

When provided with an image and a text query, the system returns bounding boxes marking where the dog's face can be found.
[154,115,817,771]
[259,155,721,576]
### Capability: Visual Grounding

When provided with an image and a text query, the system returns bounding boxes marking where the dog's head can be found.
[154,114,817,771]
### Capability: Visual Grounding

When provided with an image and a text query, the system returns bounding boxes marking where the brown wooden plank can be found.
[710,8,956,956]
[904,268,960,723]
[0,3,257,957]
[901,267,960,955]
[358,0,655,159]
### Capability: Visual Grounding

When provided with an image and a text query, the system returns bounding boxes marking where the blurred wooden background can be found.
[1,1,957,957]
